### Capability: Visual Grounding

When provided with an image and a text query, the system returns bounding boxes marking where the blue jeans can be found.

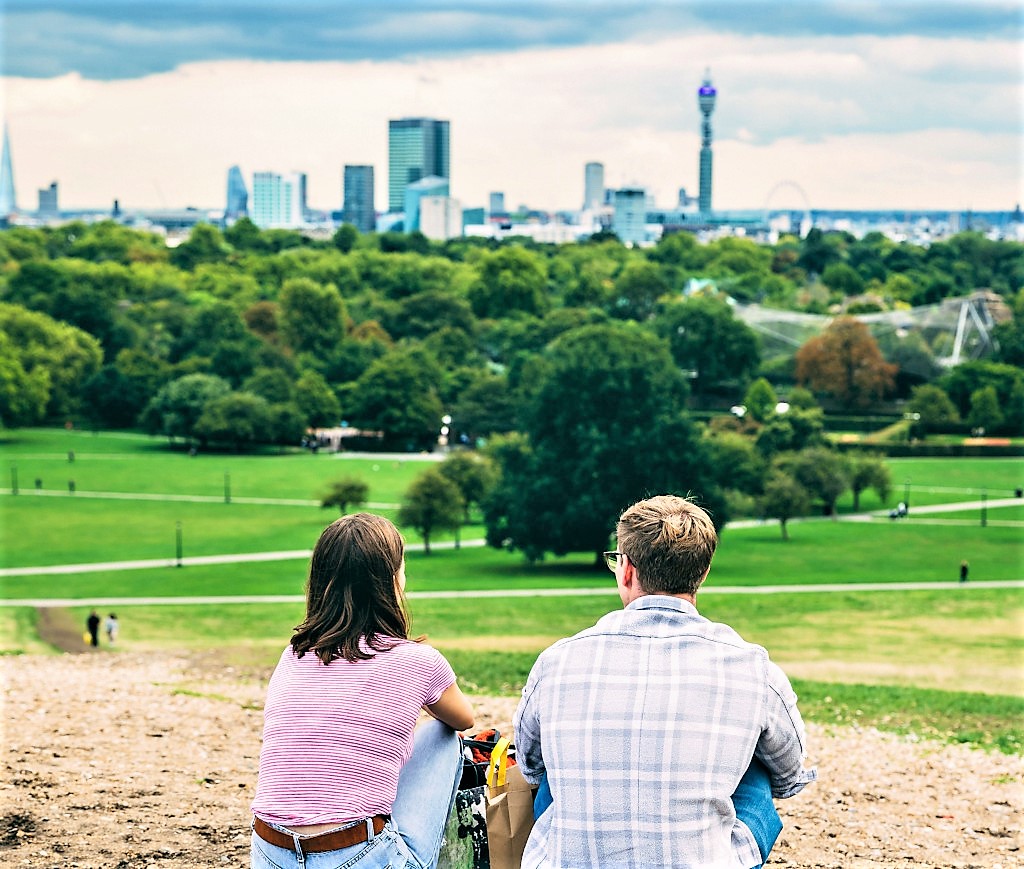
[251,719,463,869]
[532,756,782,869]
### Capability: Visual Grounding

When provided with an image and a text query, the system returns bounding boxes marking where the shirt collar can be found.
[626,594,699,616]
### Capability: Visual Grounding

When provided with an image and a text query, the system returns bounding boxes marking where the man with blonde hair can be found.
[514,494,816,869]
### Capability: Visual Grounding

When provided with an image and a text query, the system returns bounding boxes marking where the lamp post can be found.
[176,521,183,567]
[981,489,987,527]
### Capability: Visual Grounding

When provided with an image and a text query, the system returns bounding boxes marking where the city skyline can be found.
[1,1,1021,214]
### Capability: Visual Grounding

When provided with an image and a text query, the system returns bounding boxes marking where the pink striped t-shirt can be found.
[251,639,456,826]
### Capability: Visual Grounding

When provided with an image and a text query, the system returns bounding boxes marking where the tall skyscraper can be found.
[0,123,17,215]
[613,188,646,245]
[251,171,304,228]
[38,181,58,217]
[388,118,450,212]
[697,70,717,215]
[225,165,248,220]
[489,191,506,214]
[343,165,376,233]
[584,162,605,210]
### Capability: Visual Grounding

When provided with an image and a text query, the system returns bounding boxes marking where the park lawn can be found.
[881,457,1024,504]
[17,588,1021,697]
[0,494,490,570]
[0,427,435,500]
[2,518,1020,597]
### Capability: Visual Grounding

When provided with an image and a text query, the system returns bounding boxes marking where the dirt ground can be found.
[1,647,1021,869]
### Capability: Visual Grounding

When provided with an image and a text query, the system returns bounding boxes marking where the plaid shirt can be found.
[514,596,816,869]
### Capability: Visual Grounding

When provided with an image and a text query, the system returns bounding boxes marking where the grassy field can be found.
[1,428,1021,753]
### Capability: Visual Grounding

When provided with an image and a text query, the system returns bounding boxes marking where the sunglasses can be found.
[602,550,625,572]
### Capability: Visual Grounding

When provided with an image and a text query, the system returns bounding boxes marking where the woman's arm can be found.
[426,681,475,731]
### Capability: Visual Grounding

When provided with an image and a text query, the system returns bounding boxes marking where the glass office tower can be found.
[388,118,450,213]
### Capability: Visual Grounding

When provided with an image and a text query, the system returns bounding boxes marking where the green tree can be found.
[822,262,865,296]
[279,278,347,358]
[609,260,670,321]
[0,331,49,426]
[451,371,519,442]
[193,391,274,450]
[169,223,231,270]
[654,295,760,395]
[743,377,777,423]
[320,477,370,515]
[967,385,1004,433]
[294,370,341,428]
[848,454,892,512]
[438,452,498,523]
[347,347,444,451]
[398,467,465,555]
[704,431,766,495]
[942,361,1023,420]
[468,247,549,318]
[775,448,849,517]
[754,406,826,457]
[332,224,358,254]
[0,302,103,420]
[141,373,231,441]
[483,322,727,563]
[760,470,812,541]
[907,383,960,438]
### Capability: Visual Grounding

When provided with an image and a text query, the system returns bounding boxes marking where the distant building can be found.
[225,165,248,220]
[697,70,717,215]
[489,191,505,215]
[420,195,462,241]
[38,181,59,217]
[403,175,449,232]
[613,188,647,244]
[584,162,605,211]
[343,165,376,233]
[251,171,304,228]
[297,172,309,219]
[0,123,16,215]
[388,117,450,212]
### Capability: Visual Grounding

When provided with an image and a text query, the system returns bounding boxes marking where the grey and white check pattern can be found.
[514,596,816,869]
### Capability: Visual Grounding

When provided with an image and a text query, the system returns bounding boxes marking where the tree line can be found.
[0,219,1021,559]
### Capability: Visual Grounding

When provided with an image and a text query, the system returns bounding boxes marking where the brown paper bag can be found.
[486,763,535,869]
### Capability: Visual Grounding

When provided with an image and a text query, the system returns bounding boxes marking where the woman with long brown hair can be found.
[251,513,474,868]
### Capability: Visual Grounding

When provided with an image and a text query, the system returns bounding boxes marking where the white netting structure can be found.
[733,290,1011,372]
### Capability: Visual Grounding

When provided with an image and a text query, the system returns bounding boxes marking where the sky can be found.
[1,0,1021,214]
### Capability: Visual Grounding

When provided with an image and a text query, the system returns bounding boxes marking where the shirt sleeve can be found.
[421,646,457,706]
[756,660,818,799]
[512,652,546,786]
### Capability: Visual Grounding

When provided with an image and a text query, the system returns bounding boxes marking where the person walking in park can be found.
[104,613,119,644]
[514,494,816,869]
[86,610,100,648]
[960,560,969,583]
[250,513,474,869]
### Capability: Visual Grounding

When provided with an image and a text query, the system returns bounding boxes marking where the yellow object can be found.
[82,632,91,644]
[487,736,511,788]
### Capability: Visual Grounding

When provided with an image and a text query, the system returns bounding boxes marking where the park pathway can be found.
[1,497,1020,581]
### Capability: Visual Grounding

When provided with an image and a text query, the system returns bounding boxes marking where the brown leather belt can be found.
[253,815,388,854]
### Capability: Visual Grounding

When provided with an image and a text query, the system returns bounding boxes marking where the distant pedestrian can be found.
[105,613,119,644]
[86,610,100,647]
[959,560,969,583]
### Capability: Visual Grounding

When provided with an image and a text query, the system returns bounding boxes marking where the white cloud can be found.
[4,28,1020,212]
